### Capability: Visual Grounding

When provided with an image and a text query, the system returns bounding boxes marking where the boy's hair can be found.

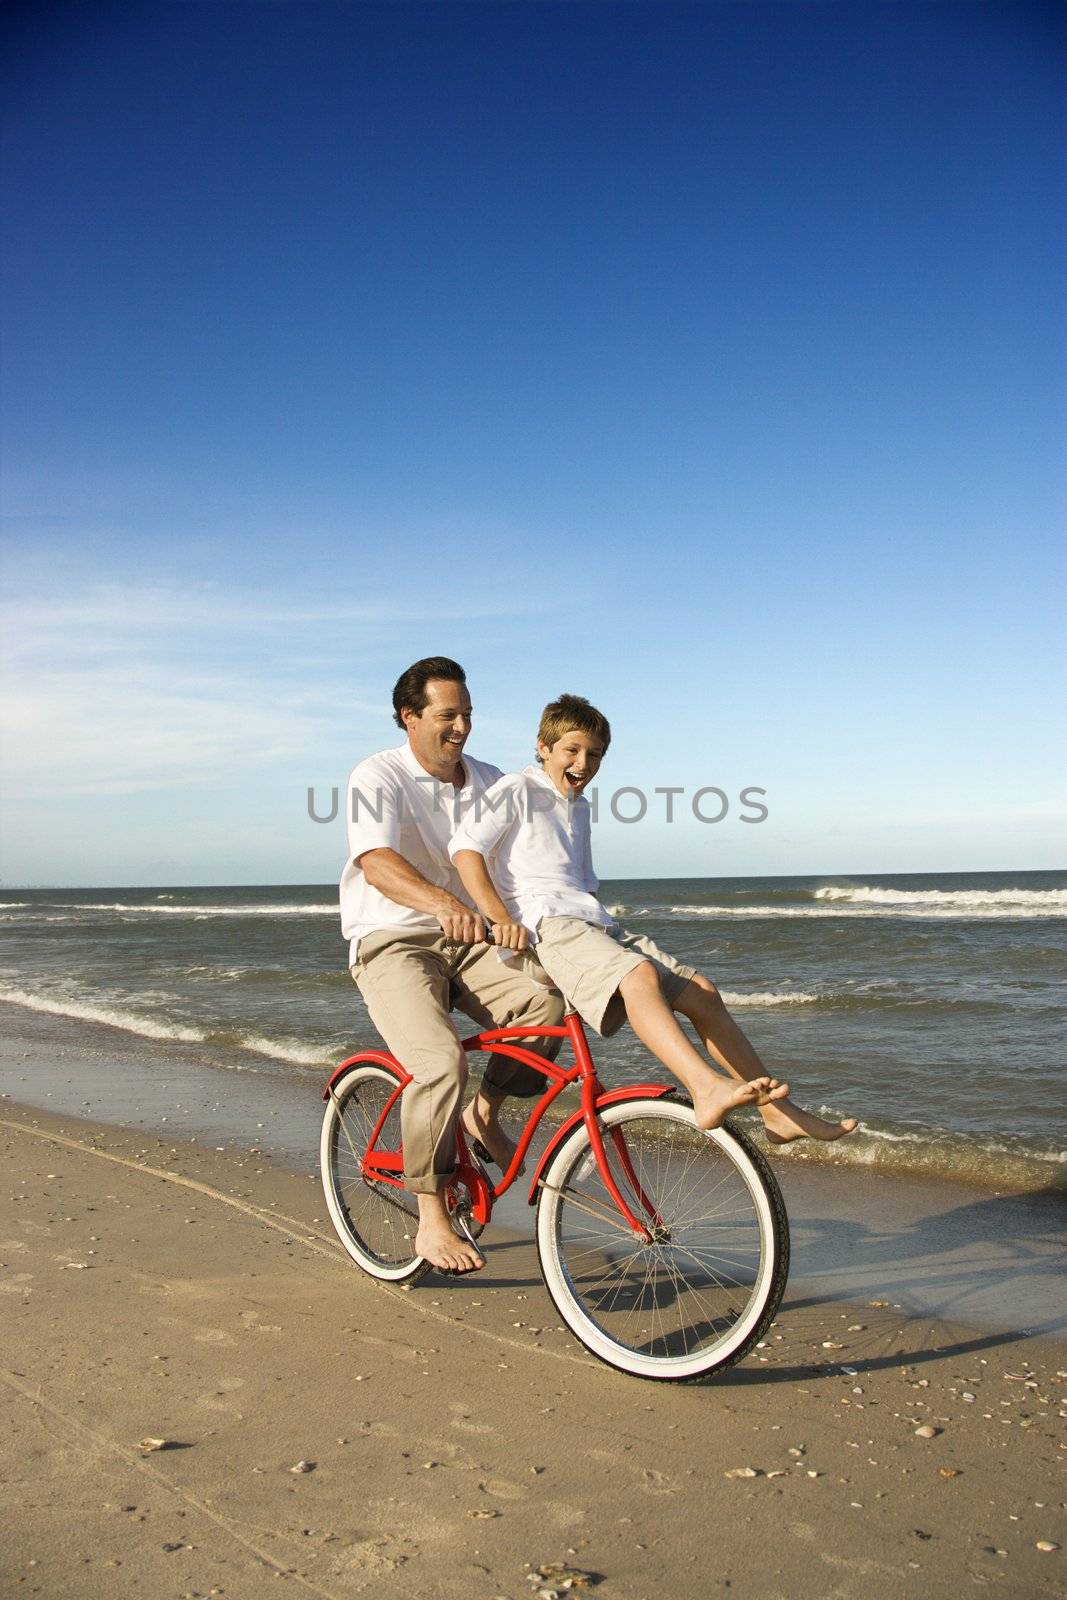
[392,656,466,728]
[537,694,611,760]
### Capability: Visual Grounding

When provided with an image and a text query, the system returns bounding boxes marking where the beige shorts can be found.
[533,917,696,1037]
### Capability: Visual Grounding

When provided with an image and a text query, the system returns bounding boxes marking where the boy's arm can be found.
[452,849,528,951]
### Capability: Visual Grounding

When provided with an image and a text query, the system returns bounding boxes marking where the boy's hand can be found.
[491,919,529,952]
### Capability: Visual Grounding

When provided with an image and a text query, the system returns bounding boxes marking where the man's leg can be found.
[353,936,484,1270]
[618,962,788,1129]
[674,974,857,1142]
[450,946,564,1169]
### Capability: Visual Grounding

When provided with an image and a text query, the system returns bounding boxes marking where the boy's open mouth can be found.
[564,768,585,788]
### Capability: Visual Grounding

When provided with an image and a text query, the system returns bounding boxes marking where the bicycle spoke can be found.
[536,1180,648,1236]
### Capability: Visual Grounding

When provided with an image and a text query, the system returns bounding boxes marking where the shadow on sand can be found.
[427,1183,1066,1381]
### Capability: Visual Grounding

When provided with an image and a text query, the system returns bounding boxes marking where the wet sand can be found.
[2,1002,1065,1338]
[1,1018,1065,1597]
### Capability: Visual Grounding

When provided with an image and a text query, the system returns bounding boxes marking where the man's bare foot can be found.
[691,1075,789,1131]
[414,1192,485,1272]
[414,1213,485,1273]
[761,1098,858,1144]
[461,1099,524,1174]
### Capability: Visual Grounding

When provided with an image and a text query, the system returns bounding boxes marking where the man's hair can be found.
[392,657,467,728]
[537,693,611,759]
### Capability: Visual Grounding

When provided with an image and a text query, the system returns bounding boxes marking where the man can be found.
[340,656,563,1273]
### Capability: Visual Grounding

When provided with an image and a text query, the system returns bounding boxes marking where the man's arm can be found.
[358,848,485,944]
[452,849,528,951]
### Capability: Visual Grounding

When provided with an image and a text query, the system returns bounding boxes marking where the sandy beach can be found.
[1,1016,1064,1598]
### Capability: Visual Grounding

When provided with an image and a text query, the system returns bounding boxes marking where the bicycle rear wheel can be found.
[320,1061,428,1284]
[535,1098,788,1381]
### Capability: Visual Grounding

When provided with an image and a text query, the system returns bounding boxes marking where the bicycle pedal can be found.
[451,1209,481,1250]
[469,1135,526,1176]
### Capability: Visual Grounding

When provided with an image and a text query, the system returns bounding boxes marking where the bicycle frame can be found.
[323,1012,675,1240]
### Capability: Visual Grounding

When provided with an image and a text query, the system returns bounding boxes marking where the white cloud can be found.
[0,578,538,801]
[0,581,534,655]
[1,664,343,795]
[0,583,381,796]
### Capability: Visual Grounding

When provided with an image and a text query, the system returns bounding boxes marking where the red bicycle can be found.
[320,1011,789,1381]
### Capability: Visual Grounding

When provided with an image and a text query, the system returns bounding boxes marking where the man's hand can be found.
[491,919,529,952]
[358,851,488,943]
[436,907,487,944]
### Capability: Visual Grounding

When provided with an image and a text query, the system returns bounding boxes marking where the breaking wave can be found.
[764,1113,1067,1192]
[719,989,820,1007]
[813,885,1067,912]
[8,901,338,917]
[0,985,336,1068]
[0,985,205,1043]
[665,896,1066,920]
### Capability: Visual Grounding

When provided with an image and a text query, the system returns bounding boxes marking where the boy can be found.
[450,694,857,1141]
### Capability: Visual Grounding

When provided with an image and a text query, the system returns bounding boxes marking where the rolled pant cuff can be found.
[405,1170,456,1195]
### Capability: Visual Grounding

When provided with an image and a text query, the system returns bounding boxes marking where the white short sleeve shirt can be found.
[448,764,616,940]
[339,743,503,962]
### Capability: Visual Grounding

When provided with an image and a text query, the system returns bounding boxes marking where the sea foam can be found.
[0,985,206,1043]
[0,985,336,1067]
[719,990,820,1007]
[767,1115,1067,1192]
[25,901,338,917]
[665,898,1066,920]
[814,884,1067,911]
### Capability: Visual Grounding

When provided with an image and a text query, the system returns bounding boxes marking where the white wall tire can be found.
[535,1099,789,1381]
[320,1061,428,1285]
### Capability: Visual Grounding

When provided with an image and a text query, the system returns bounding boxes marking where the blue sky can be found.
[1,0,1063,886]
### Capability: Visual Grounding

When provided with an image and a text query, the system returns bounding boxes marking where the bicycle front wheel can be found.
[320,1061,428,1285]
[535,1098,789,1381]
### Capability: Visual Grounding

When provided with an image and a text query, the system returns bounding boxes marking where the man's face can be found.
[402,678,473,774]
[536,729,605,798]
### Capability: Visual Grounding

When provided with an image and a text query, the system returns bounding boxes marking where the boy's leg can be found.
[674,975,857,1142]
[617,962,788,1130]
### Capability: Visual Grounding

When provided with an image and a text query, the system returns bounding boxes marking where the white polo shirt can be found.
[448,764,617,941]
[340,743,503,963]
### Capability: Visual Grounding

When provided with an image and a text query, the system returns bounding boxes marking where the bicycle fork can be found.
[576,1113,664,1243]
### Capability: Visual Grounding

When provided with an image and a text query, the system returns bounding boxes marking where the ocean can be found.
[1,870,1064,1191]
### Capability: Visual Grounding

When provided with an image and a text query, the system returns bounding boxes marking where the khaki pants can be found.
[351,929,564,1193]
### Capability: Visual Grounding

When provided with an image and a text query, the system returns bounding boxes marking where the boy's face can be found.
[537,729,605,798]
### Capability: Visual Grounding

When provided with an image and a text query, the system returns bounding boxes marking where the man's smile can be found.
[402,676,474,780]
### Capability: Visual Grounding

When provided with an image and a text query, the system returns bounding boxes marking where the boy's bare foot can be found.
[461,1100,523,1174]
[691,1075,789,1131]
[761,1099,858,1144]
